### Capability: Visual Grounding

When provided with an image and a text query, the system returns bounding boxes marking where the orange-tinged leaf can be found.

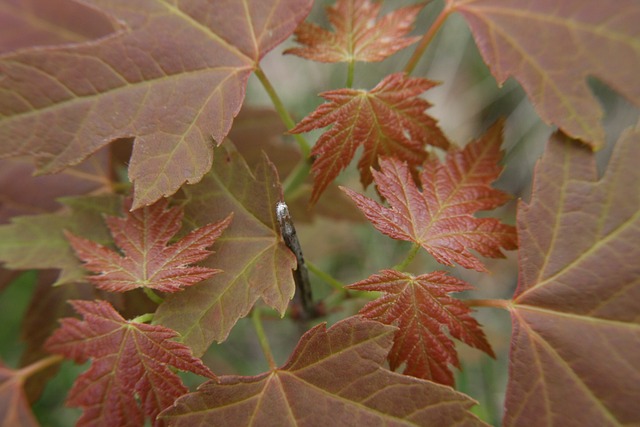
[348,270,494,385]
[160,317,486,426]
[505,125,640,426]
[0,0,313,209]
[291,72,449,204]
[450,0,640,148]
[0,195,123,285]
[0,362,39,427]
[66,197,232,293]
[284,0,423,63]
[154,144,296,355]
[45,300,215,427]
[342,120,516,271]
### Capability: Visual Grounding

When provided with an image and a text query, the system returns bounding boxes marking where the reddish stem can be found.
[463,299,512,310]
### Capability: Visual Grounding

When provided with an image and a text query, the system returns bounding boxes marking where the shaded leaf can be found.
[154,144,296,355]
[0,0,116,53]
[161,316,486,426]
[284,0,422,62]
[66,198,232,293]
[0,149,113,224]
[348,269,494,386]
[0,0,313,209]
[0,362,39,427]
[45,300,215,427]
[0,195,123,285]
[342,120,516,271]
[291,72,449,203]
[505,125,640,426]
[451,0,640,148]
[230,107,364,222]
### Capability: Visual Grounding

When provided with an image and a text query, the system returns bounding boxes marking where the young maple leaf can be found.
[65,198,232,293]
[290,72,450,204]
[44,300,216,427]
[342,120,517,271]
[284,0,423,63]
[348,269,494,385]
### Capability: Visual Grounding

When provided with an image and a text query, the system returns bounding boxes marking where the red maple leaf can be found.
[44,300,215,427]
[290,72,449,204]
[342,120,517,271]
[65,198,232,293]
[348,269,494,385]
[284,0,423,63]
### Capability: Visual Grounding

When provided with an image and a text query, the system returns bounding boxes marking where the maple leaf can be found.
[65,197,232,293]
[348,269,494,385]
[154,144,296,355]
[0,195,123,285]
[0,0,116,54]
[0,0,313,209]
[290,72,450,204]
[284,0,423,63]
[160,316,486,426]
[449,0,640,148]
[342,120,517,272]
[44,300,215,427]
[504,126,640,426]
[0,362,39,427]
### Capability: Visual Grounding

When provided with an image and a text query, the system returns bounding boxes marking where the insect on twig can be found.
[276,201,315,318]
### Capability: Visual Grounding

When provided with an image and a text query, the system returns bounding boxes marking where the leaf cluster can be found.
[0,0,638,426]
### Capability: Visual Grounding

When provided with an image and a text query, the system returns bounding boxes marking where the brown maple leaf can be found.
[160,316,485,426]
[44,300,215,427]
[348,269,494,385]
[65,198,232,293]
[342,120,517,271]
[504,126,640,426]
[284,0,423,63]
[0,0,313,209]
[290,72,449,204]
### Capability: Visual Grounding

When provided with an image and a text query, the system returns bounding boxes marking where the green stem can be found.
[307,261,345,293]
[404,5,453,75]
[252,307,277,369]
[463,299,512,310]
[132,313,155,324]
[143,287,164,305]
[393,244,420,271]
[283,157,313,199]
[346,60,355,88]
[253,66,311,157]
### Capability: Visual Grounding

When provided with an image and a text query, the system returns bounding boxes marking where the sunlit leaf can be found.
[342,120,516,271]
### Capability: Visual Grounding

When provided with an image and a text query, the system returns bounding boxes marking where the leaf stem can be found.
[393,243,421,271]
[404,5,453,75]
[18,355,64,379]
[346,60,355,88]
[307,261,345,293]
[132,313,155,324]
[253,66,311,157]
[143,287,164,305]
[283,157,313,199]
[251,307,277,369]
[463,299,512,310]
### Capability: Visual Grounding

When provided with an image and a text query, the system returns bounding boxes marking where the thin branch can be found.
[404,5,453,75]
[463,299,512,310]
[253,65,311,157]
[252,307,277,369]
[393,243,421,271]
